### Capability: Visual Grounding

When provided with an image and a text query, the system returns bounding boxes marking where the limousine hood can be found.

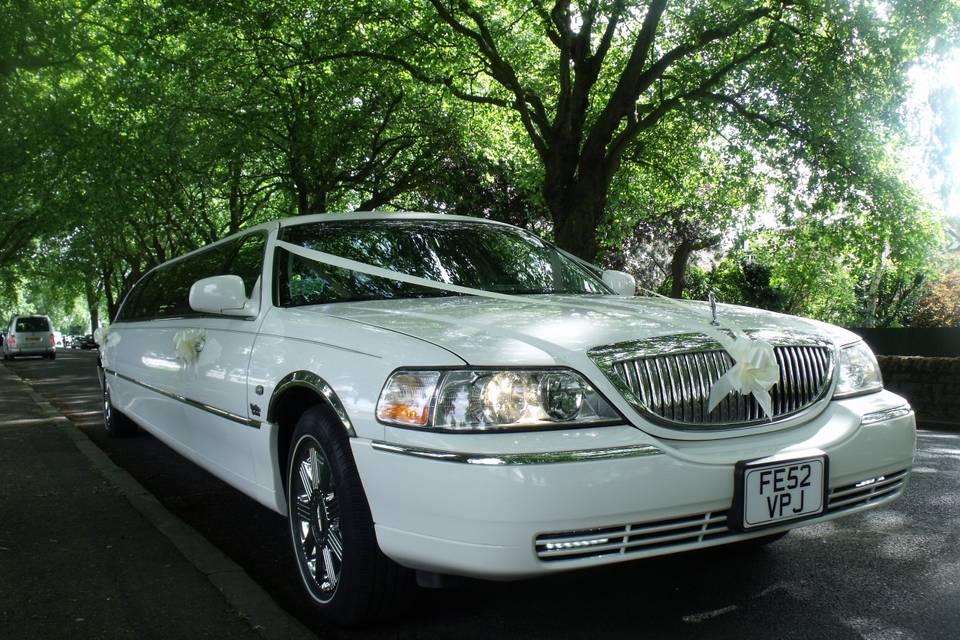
[313,295,860,367]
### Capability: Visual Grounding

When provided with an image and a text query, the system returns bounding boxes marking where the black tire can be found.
[286,406,406,624]
[48,352,56,360]
[102,380,137,437]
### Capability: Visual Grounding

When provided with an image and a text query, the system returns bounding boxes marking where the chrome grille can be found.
[535,469,908,562]
[588,333,835,429]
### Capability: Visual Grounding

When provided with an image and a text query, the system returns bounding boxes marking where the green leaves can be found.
[0,0,956,328]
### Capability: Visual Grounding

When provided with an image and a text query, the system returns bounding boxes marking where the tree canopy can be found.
[1,0,957,329]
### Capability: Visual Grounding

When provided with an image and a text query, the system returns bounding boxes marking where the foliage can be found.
[913,269,960,327]
[709,254,789,312]
[0,0,958,328]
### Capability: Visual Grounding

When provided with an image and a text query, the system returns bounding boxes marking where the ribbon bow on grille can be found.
[706,332,780,420]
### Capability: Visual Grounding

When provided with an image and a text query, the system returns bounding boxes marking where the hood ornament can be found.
[708,292,720,326]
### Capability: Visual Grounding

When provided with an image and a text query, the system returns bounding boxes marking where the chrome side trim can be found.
[370,441,662,465]
[861,405,913,425]
[267,371,356,437]
[103,368,261,429]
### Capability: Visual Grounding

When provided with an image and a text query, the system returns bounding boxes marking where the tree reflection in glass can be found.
[278,220,610,306]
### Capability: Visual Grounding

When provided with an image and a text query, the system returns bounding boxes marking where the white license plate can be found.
[735,455,827,529]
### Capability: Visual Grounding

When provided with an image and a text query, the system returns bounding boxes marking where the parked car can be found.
[77,334,97,350]
[3,315,56,360]
[99,213,915,623]
[53,330,64,348]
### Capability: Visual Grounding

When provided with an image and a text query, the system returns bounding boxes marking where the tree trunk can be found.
[101,265,117,323]
[863,247,886,327]
[544,150,609,262]
[84,281,100,333]
[670,240,694,299]
[228,157,243,234]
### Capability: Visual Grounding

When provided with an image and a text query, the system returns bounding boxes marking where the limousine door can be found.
[104,270,188,444]
[170,232,267,495]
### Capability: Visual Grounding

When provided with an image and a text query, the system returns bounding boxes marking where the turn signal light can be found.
[379,403,430,426]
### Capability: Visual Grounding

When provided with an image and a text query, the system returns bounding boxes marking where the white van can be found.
[3,315,57,360]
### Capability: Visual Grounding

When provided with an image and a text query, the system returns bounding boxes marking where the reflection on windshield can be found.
[277,219,609,306]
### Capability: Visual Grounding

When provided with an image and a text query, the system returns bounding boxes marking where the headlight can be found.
[834,341,883,398]
[376,369,620,431]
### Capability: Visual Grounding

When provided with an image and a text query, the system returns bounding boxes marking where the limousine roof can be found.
[277,211,512,228]
[152,212,510,270]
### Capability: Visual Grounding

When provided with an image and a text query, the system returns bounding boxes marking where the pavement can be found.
[0,360,315,640]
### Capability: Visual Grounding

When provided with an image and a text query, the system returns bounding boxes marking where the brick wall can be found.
[877,356,960,426]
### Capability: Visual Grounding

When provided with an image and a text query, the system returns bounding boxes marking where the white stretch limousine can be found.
[99,213,915,623]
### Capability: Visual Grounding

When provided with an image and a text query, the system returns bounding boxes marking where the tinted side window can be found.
[116,232,267,322]
[155,244,234,318]
[116,272,157,322]
[228,233,266,297]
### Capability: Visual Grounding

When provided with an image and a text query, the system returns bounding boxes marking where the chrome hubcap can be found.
[292,441,342,599]
[103,388,112,425]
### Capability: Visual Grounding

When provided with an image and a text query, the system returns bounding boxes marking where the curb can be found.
[4,363,317,640]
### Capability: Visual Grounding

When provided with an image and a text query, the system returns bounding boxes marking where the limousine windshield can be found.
[276,219,610,306]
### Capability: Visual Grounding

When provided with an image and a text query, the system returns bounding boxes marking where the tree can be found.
[361,0,957,261]
[600,109,763,297]
[913,269,960,327]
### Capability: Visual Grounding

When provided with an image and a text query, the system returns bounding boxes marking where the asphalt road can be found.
[8,349,960,639]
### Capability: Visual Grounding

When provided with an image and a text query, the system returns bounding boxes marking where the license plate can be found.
[733,454,828,530]
[26,336,40,342]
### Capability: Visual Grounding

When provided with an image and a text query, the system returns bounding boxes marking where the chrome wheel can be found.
[290,436,343,602]
[102,384,113,425]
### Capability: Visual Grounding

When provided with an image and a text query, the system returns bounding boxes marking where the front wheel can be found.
[286,406,406,624]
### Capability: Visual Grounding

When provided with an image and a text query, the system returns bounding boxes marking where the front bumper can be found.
[352,390,915,579]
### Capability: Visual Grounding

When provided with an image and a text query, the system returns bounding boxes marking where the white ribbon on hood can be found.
[275,240,782,419]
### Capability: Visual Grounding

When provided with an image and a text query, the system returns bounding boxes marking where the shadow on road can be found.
[7,351,958,639]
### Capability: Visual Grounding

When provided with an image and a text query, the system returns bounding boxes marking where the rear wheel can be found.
[286,406,406,624]
[102,381,137,437]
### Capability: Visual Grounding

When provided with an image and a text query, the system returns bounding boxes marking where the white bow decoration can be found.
[173,329,205,365]
[707,332,780,419]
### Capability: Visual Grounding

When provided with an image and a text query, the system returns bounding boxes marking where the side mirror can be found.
[602,270,636,297]
[189,275,253,316]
